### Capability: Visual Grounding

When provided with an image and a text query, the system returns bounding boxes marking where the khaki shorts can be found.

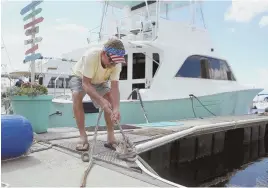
[69,76,110,108]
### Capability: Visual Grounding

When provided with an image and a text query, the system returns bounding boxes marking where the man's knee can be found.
[72,92,85,105]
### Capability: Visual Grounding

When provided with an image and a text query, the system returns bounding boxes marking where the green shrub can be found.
[7,82,48,97]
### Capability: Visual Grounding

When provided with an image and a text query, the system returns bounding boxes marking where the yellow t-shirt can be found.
[72,47,122,84]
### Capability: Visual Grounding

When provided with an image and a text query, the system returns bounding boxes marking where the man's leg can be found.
[91,82,117,149]
[72,92,86,135]
[72,91,89,151]
[69,76,89,151]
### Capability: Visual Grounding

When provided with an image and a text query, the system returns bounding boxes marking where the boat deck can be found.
[2,114,268,187]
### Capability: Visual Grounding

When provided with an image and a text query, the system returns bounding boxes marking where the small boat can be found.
[250,93,268,114]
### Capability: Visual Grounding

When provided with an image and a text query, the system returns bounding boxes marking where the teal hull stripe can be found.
[48,89,261,128]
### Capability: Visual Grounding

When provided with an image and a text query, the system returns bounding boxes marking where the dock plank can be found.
[1,149,162,187]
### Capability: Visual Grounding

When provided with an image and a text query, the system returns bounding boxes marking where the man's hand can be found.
[111,109,121,124]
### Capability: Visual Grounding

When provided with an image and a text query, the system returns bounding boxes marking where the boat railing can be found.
[117,11,158,42]
[53,73,70,97]
[88,7,159,43]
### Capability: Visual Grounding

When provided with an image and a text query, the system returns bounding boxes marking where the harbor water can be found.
[218,157,268,187]
[168,136,268,187]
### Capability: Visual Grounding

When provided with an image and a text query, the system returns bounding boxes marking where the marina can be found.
[1,0,268,187]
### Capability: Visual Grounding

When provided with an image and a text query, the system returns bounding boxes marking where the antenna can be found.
[1,35,14,70]
[199,1,206,29]
[99,0,109,42]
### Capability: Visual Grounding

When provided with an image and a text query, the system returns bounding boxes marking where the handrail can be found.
[87,8,158,43]
[53,73,68,97]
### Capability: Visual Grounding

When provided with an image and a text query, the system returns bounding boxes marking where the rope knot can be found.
[115,137,137,162]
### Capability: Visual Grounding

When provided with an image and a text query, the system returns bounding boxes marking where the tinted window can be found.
[209,57,222,80]
[175,55,201,78]
[209,58,235,80]
[133,53,145,79]
[153,53,160,77]
[120,55,128,80]
[175,55,236,81]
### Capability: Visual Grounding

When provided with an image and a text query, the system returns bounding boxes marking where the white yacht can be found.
[4,1,264,127]
[44,1,263,128]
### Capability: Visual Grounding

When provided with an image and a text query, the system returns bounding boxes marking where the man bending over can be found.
[69,38,126,151]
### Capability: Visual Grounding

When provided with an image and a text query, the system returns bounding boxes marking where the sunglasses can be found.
[106,53,117,65]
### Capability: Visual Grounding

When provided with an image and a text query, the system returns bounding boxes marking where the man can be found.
[69,38,126,151]
[15,78,24,87]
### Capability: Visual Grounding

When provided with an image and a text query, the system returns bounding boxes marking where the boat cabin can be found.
[44,1,238,101]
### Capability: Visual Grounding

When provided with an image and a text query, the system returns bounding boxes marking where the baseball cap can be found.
[103,39,126,64]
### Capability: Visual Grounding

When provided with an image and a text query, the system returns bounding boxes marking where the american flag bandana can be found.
[104,47,126,64]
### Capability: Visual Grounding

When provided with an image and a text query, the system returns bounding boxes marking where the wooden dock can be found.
[2,114,268,187]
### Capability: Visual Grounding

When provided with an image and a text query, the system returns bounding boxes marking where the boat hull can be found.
[49,89,261,128]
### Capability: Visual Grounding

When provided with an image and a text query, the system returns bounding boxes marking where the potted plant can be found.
[7,82,53,134]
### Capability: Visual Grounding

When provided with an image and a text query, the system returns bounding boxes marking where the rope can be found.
[127,88,149,123]
[115,122,137,162]
[80,110,102,187]
[80,88,149,187]
[189,94,217,117]
[190,95,198,118]
[80,109,138,187]
[80,89,149,187]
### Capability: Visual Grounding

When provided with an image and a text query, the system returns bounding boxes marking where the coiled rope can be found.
[80,110,138,187]
[80,88,150,187]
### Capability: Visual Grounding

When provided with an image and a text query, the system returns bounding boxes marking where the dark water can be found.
[178,137,268,187]
[145,136,268,187]
[212,135,268,187]
[218,157,268,187]
[140,127,268,187]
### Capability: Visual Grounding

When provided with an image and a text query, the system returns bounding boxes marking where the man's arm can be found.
[110,80,120,111]
[109,64,122,111]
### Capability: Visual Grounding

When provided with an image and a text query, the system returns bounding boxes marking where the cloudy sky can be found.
[1,0,268,92]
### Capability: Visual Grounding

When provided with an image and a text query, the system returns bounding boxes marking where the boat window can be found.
[200,58,210,79]
[47,77,71,88]
[153,53,160,77]
[133,53,145,79]
[209,59,236,81]
[175,55,236,81]
[38,76,43,85]
[132,83,145,99]
[119,55,128,80]
[175,55,202,78]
